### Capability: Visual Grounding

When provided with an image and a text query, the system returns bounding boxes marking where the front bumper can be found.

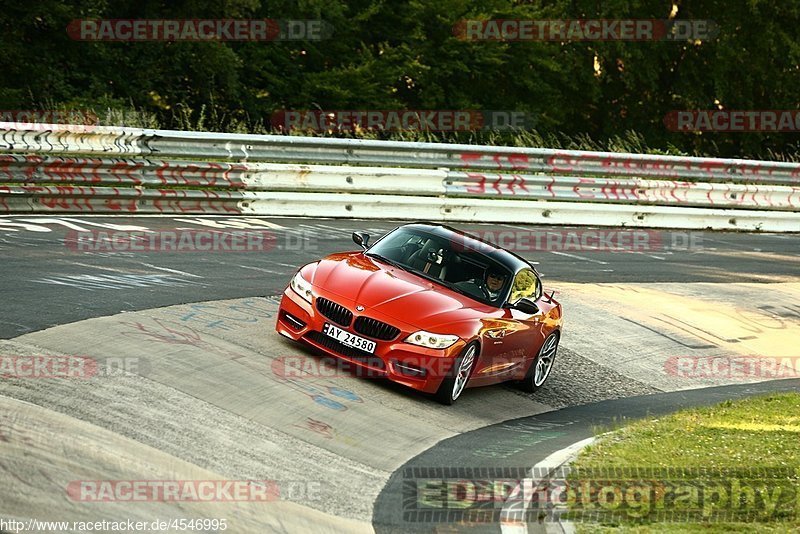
[275,287,463,394]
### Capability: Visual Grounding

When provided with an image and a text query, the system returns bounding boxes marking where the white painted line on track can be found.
[757,233,795,240]
[57,261,135,274]
[20,217,152,232]
[549,251,609,265]
[261,260,304,269]
[298,223,357,239]
[500,436,596,533]
[631,250,666,261]
[212,259,289,276]
[305,223,353,234]
[238,218,286,229]
[139,263,203,278]
[235,264,284,275]
[698,235,753,247]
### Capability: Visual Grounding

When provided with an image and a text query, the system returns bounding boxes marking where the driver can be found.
[484,269,507,300]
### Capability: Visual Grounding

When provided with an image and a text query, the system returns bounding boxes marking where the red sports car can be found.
[275,223,563,404]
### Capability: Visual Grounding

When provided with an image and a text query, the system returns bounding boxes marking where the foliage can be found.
[2,1,800,159]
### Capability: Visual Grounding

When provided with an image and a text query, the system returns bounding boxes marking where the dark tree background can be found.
[1,0,799,158]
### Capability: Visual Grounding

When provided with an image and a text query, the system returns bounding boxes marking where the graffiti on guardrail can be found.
[0,155,247,187]
[0,124,797,227]
[0,185,244,214]
[452,171,800,208]
[460,152,531,171]
[457,151,800,184]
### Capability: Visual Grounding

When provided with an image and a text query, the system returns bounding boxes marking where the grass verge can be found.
[566,393,800,533]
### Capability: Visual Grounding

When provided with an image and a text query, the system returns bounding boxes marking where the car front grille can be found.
[353,316,401,341]
[305,331,386,370]
[315,297,353,327]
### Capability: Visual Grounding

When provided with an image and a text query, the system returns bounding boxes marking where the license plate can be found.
[322,323,377,353]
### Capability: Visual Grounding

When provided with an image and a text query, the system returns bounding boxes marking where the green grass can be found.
[567,393,800,533]
[22,100,800,161]
[66,104,693,156]
[576,523,797,533]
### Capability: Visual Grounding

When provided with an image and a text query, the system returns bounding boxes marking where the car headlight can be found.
[289,270,314,303]
[404,330,459,349]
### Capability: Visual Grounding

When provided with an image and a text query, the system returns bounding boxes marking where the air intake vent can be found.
[353,316,401,341]
[280,311,306,330]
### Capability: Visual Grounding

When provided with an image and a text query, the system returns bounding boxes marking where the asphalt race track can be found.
[0,215,798,533]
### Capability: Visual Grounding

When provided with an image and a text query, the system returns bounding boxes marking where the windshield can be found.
[366,228,513,306]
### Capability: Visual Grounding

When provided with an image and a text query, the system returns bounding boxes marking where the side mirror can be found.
[511,297,539,315]
[352,231,370,250]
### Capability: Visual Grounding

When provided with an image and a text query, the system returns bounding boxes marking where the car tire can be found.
[434,341,479,405]
[517,331,559,393]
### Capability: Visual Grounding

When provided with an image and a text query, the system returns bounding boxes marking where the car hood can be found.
[308,252,489,329]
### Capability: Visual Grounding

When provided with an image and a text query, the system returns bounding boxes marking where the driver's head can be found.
[486,270,506,292]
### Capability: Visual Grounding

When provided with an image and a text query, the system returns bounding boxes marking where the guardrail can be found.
[1,123,798,231]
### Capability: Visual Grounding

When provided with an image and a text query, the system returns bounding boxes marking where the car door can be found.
[490,268,546,381]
